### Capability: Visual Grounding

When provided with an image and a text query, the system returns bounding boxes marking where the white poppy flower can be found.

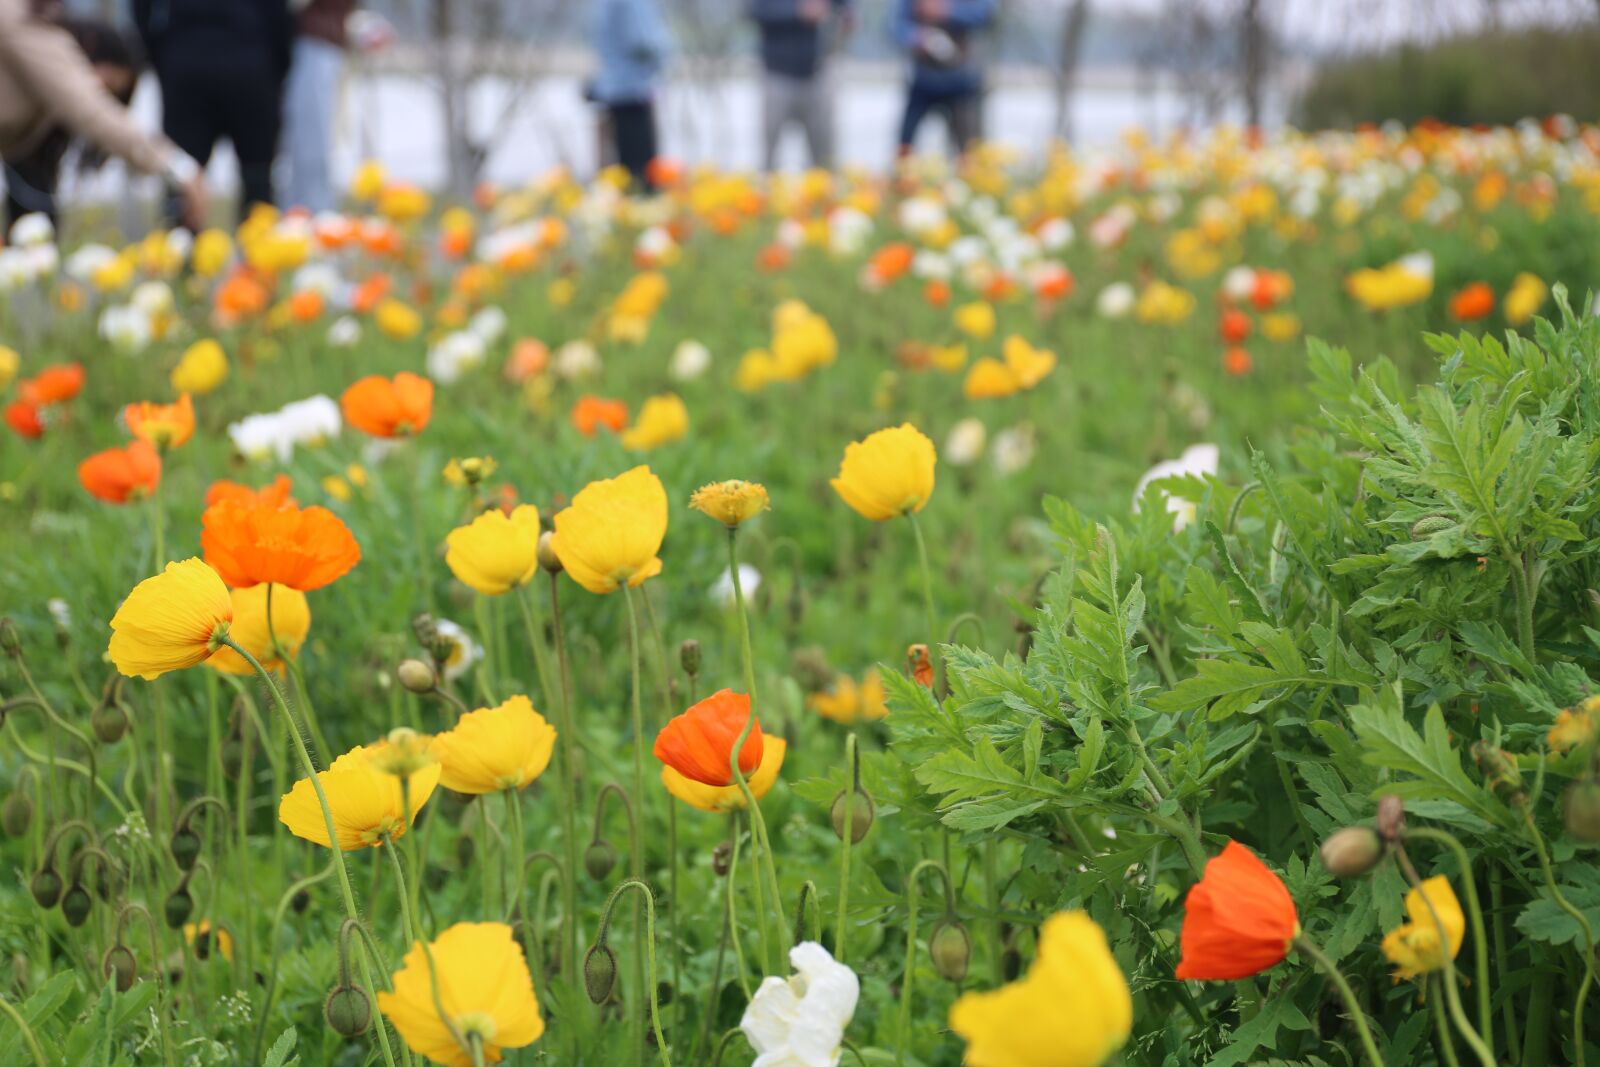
[710,564,762,609]
[945,417,987,467]
[991,423,1037,475]
[670,340,711,381]
[1095,282,1135,319]
[740,942,859,1067]
[469,306,508,344]
[9,213,53,247]
[1132,443,1220,531]
[432,618,482,682]
[328,316,362,347]
[554,340,600,380]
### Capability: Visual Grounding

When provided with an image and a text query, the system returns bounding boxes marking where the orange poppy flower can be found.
[6,401,43,439]
[653,689,764,788]
[907,643,933,687]
[351,273,393,314]
[215,270,270,319]
[869,242,915,284]
[79,441,162,504]
[504,339,549,383]
[1219,308,1252,345]
[201,500,361,591]
[1175,841,1299,980]
[341,372,434,438]
[288,289,325,323]
[924,279,952,308]
[647,157,684,188]
[124,394,195,450]
[1450,282,1494,321]
[756,243,792,272]
[1222,347,1253,377]
[19,362,85,405]
[571,395,628,438]
[205,474,295,510]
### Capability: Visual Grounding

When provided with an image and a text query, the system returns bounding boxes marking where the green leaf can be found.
[1207,996,1312,1067]
[1348,699,1510,829]
[263,1026,300,1067]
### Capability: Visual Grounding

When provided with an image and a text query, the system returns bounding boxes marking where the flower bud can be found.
[1472,741,1524,802]
[1376,794,1406,843]
[170,827,202,871]
[1563,779,1600,844]
[792,647,833,693]
[91,701,129,744]
[583,943,618,1004]
[1409,515,1455,540]
[102,945,137,992]
[0,617,20,657]
[830,788,875,844]
[1319,826,1384,877]
[2,788,32,838]
[928,918,971,982]
[324,985,373,1037]
[396,659,437,694]
[61,883,92,927]
[537,530,563,574]
[585,839,619,882]
[711,840,732,877]
[164,887,194,929]
[678,639,701,678]
[291,887,311,914]
[30,867,62,909]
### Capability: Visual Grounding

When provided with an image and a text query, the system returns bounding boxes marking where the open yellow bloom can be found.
[1381,875,1465,981]
[170,339,229,395]
[954,301,997,340]
[689,480,770,528]
[831,423,936,521]
[377,922,544,1067]
[445,505,541,595]
[950,911,1132,1067]
[278,743,440,850]
[662,737,786,812]
[1003,336,1056,389]
[1504,271,1548,326]
[809,670,890,725]
[551,466,668,594]
[431,695,556,794]
[183,920,234,963]
[108,559,234,680]
[621,393,689,451]
[205,584,310,676]
[1550,698,1599,753]
[375,298,423,340]
[963,357,1019,400]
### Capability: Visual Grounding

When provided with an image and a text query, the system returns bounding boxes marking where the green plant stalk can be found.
[473,595,498,706]
[595,879,673,1066]
[1394,849,1496,1067]
[250,862,337,1065]
[504,789,528,925]
[906,511,942,693]
[725,528,789,963]
[896,859,951,1066]
[725,813,753,999]
[836,732,857,965]
[1489,868,1522,1057]
[1292,934,1386,1067]
[1520,804,1595,1067]
[222,637,401,1067]
[1405,827,1494,1051]
[640,589,684,1027]
[1434,974,1465,1067]
[266,582,331,762]
[0,994,48,1067]
[1522,969,1556,1067]
[620,584,650,1065]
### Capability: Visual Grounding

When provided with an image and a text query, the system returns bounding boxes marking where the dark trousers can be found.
[605,101,658,188]
[3,156,61,233]
[897,83,981,154]
[157,53,282,221]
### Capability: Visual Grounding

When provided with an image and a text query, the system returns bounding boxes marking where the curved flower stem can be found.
[3,705,127,819]
[897,859,955,1066]
[221,637,400,1067]
[503,790,527,923]
[387,821,468,1064]
[116,903,176,1067]
[619,585,652,1058]
[835,732,858,965]
[1518,802,1595,1067]
[1404,827,1494,1051]
[1434,974,1465,1067]
[0,994,47,1067]
[725,814,753,1000]
[906,511,942,694]
[251,862,337,1066]
[1394,848,1496,1067]
[593,878,673,1067]
[6,669,101,815]
[710,1028,745,1067]
[725,528,788,963]
[640,588,685,1026]
[1292,934,1386,1067]
[693,900,735,1067]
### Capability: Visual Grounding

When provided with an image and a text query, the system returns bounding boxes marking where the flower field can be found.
[4,121,1600,1066]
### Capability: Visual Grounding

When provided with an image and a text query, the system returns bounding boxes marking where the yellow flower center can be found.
[453,1011,498,1047]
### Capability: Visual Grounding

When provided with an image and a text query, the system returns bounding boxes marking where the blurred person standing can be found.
[893,0,995,157]
[751,0,851,170]
[133,0,293,221]
[281,1,394,213]
[0,0,205,230]
[587,0,670,188]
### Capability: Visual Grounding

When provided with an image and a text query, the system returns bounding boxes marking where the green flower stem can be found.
[640,587,685,1027]
[1292,934,1386,1067]
[620,585,651,1064]
[1434,974,1465,1067]
[897,859,954,1066]
[725,813,753,999]
[725,528,789,963]
[1404,827,1494,1051]
[693,896,735,1066]
[0,994,47,1067]
[265,582,331,763]
[504,789,526,923]
[116,903,177,1067]
[594,878,673,1066]
[1519,803,1595,1067]
[836,732,858,965]
[1394,848,1495,1067]
[2,695,125,819]
[906,511,942,693]
[221,636,400,1067]
[473,595,498,706]
[1489,868,1522,1056]
[250,863,337,1066]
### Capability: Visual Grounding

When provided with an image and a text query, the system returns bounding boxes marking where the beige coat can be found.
[0,0,172,176]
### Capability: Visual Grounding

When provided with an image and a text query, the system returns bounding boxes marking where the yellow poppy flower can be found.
[170,339,229,395]
[551,466,668,595]
[375,298,423,340]
[735,349,777,392]
[808,676,861,724]
[205,584,310,676]
[277,743,440,850]
[0,346,18,392]
[430,695,557,794]
[963,358,1020,400]
[954,301,997,340]
[689,480,770,528]
[1550,698,1599,754]
[377,922,544,1067]
[830,423,937,521]
[859,669,889,720]
[445,505,542,596]
[1505,272,1548,326]
[949,911,1132,1067]
[620,393,689,451]
[108,559,234,680]
[662,737,786,812]
[183,920,234,963]
[1003,336,1056,389]
[191,230,233,278]
[1380,875,1465,981]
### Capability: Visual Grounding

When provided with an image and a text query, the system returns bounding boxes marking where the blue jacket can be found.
[589,0,670,105]
[893,0,995,95]
[751,0,848,80]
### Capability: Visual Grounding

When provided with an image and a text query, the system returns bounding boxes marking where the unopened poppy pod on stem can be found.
[831,423,937,521]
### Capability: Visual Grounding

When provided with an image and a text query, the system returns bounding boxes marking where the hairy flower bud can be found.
[2,788,32,838]
[102,945,137,992]
[0,617,20,657]
[830,787,875,844]
[291,888,311,914]
[584,943,618,1004]
[1409,515,1455,540]
[61,883,92,927]
[324,985,373,1037]
[30,867,62,909]
[91,701,129,744]
[1319,826,1385,878]
[1563,779,1600,844]
[170,827,202,871]
[1376,794,1406,843]
[396,658,437,694]
[678,639,701,678]
[164,888,194,929]
[711,840,733,878]
[928,918,971,982]
[537,530,563,574]
[585,839,619,882]
[1472,742,1524,803]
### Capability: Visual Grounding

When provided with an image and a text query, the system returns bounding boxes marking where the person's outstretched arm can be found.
[943,0,996,29]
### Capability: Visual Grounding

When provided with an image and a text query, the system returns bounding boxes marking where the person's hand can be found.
[178,174,208,233]
[799,0,827,22]
[916,0,948,21]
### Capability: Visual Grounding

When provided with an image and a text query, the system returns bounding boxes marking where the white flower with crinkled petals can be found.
[9,213,53,247]
[740,942,859,1067]
[945,417,987,467]
[710,564,761,609]
[1132,443,1220,531]
[469,306,508,344]
[433,618,482,682]
[427,330,487,384]
[65,244,116,282]
[670,339,711,381]
[99,304,152,353]
[327,316,362,347]
[1096,281,1135,319]
[554,340,600,380]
